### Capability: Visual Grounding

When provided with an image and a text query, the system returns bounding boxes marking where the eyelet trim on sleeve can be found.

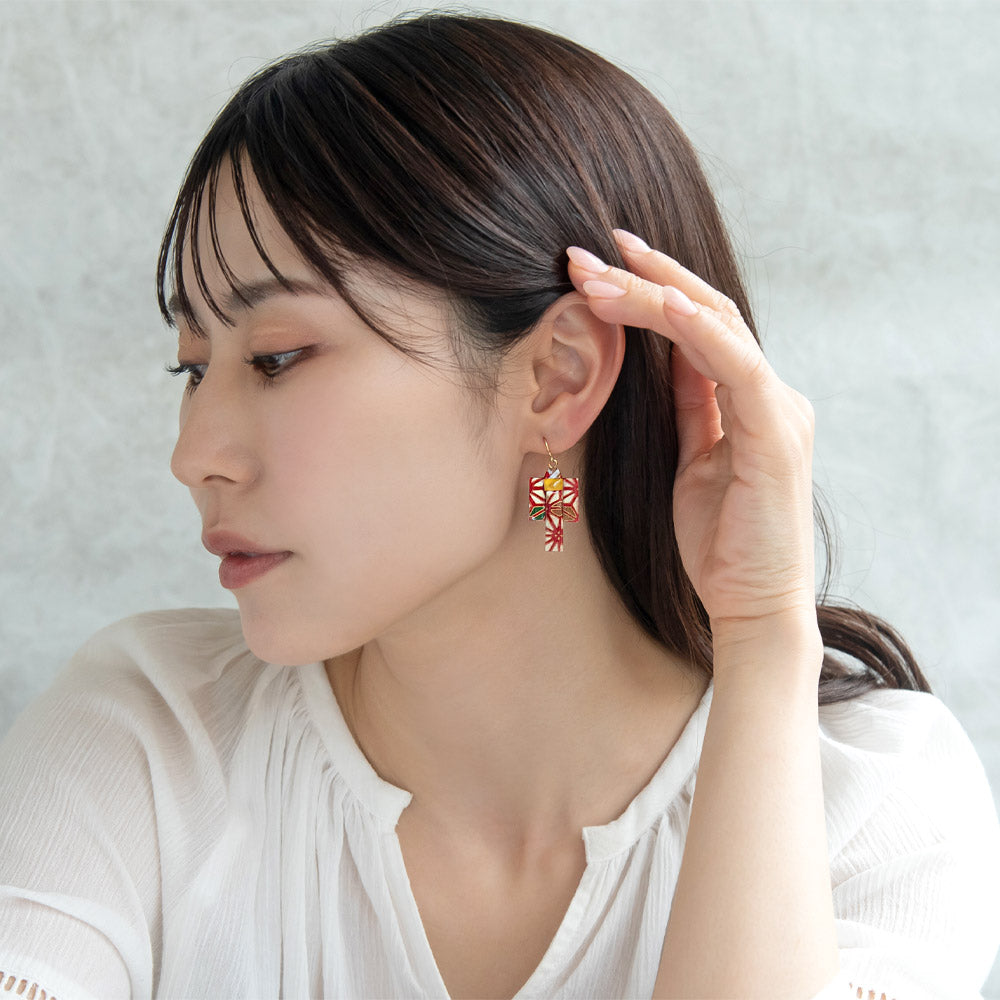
[848,985,896,1000]
[0,970,58,999]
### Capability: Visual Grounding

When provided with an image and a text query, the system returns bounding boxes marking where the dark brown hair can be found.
[157,13,931,704]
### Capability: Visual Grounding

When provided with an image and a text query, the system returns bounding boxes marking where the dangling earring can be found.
[528,439,579,552]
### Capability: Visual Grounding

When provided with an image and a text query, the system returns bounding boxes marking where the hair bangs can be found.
[157,144,343,336]
[157,66,455,371]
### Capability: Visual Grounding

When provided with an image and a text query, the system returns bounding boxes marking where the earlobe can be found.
[528,292,625,450]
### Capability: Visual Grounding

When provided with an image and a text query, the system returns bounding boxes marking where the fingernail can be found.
[663,285,698,316]
[613,229,651,253]
[566,246,610,273]
[582,279,627,298]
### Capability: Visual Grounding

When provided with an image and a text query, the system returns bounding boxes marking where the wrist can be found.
[710,608,824,687]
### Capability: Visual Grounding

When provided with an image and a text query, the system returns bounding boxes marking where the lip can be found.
[202,530,292,590]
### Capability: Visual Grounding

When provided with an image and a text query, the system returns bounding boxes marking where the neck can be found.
[326,514,707,848]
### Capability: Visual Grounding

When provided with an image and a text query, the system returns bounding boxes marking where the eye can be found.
[166,362,207,393]
[245,349,306,381]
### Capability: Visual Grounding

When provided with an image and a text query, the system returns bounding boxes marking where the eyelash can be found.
[166,350,305,392]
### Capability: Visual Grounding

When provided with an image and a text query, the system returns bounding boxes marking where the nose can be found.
[170,366,259,490]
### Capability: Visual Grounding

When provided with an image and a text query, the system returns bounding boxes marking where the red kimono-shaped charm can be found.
[528,445,579,552]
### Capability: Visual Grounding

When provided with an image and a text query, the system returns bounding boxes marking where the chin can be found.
[235,600,364,667]
[235,608,320,666]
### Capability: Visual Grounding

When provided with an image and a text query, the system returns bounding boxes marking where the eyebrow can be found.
[167,276,334,330]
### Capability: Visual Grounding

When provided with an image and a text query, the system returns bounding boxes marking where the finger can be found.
[567,243,756,362]
[671,345,723,471]
[566,248,771,396]
[612,229,743,320]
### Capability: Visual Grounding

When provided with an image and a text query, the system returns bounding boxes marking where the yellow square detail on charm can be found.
[543,477,563,491]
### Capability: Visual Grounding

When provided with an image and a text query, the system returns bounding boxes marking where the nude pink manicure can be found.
[566,246,610,273]
[582,279,626,298]
[662,285,698,316]
[613,229,651,253]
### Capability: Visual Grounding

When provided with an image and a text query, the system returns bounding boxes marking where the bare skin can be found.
[174,170,835,998]
[567,233,837,998]
[326,233,837,997]
[327,635,708,999]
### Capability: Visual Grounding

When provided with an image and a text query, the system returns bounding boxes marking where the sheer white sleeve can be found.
[813,688,1000,1000]
[0,621,170,999]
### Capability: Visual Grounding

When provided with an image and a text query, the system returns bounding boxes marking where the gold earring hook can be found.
[543,437,559,472]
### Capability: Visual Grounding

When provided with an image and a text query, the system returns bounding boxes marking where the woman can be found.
[1,12,997,999]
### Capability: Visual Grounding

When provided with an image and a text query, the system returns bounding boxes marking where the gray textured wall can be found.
[2,1,998,992]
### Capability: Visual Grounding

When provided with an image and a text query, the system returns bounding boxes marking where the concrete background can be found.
[2,0,998,992]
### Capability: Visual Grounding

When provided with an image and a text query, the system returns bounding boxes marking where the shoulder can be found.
[1,608,277,783]
[819,684,972,752]
[818,687,998,850]
[0,610,270,998]
[69,606,254,684]
[56,607,270,718]
[0,607,280,893]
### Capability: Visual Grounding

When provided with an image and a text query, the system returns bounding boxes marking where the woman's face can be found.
[170,170,530,665]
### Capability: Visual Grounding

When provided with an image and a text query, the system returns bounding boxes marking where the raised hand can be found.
[567,231,820,666]
[567,232,837,996]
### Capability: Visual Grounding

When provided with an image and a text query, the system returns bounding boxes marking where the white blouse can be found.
[0,609,998,1000]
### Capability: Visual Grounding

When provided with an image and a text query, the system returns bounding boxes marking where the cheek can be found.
[270,371,518,566]
[237,371,525,660]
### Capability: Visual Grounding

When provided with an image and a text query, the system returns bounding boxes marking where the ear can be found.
[525,292,625,454]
